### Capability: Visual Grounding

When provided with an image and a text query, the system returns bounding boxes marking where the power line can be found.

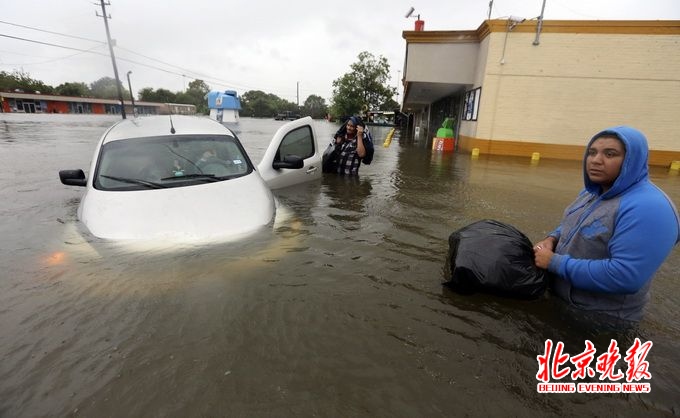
[0,19,105,44]
[0,32,233,88]
[115,46,216,81]
[0,43,107,66]
[112,45,302,94]
[113,45,244,90]
[0,33,108,54]
[0,30,314,99]
[0,32,274,92]
[117,49,301,95]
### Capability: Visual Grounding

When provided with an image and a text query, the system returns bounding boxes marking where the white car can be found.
[59,115,322,241]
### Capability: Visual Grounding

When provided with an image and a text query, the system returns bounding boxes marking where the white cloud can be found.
[1,0,678,103]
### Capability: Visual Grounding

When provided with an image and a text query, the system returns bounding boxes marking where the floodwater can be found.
[1,113,679,417]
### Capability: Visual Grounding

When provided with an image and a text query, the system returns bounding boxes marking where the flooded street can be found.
[1,114,679,416]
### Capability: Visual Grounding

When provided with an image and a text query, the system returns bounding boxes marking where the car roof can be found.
[102,115,235,144]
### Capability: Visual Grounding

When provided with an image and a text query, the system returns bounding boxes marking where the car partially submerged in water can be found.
[59,115,322,241]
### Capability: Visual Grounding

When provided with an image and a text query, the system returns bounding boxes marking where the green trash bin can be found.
[436,117,455,138]
[433,117,455,151]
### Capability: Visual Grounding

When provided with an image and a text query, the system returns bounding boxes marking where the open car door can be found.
[257,116,322,190]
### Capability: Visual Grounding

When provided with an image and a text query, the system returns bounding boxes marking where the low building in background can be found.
[401,19,680,166]
[0,91,196,116]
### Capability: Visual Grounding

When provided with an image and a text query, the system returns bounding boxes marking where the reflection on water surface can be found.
[0,114,678,416]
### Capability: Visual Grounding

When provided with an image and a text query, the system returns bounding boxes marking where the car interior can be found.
[95,135,251,190]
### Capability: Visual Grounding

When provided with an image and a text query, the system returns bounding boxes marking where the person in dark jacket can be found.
[534,126,679,322]
[331,116,373,175]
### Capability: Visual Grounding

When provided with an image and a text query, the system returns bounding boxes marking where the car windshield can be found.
[94,134,252,191]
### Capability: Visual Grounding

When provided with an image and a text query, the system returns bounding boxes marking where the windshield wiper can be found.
[160,173,219,181]
[100,174,166,189]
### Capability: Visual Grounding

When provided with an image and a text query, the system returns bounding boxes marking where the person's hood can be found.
[583,126,649,198]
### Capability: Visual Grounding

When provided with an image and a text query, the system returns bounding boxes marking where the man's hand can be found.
[533,236,557,269]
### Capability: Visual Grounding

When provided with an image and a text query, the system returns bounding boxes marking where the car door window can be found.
[275,126,314,162]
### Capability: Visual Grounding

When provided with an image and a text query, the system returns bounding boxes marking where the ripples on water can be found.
[0,114,678,416]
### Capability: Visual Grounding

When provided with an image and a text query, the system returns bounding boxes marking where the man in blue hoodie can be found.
[534,126,679,322]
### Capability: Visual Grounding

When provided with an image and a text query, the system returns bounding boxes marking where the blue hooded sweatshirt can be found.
[548,126,679,321]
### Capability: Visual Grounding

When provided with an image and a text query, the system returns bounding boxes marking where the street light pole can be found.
[126,70,135,116]
[396,70,401,102]
[533,0,548,46]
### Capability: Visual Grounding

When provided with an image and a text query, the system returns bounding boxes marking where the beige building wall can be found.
[403,21,680,165]
[472,28,680,151]
[407,43,479,83]
[458,36,491,140]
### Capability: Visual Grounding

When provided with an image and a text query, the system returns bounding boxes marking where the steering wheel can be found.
[137,164,165,180]
[199,159,234,176]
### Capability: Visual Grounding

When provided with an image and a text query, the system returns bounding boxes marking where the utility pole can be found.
[296,81,299,107]
[97,0,126,119]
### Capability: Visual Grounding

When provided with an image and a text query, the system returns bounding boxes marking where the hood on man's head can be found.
[583,125,649,197]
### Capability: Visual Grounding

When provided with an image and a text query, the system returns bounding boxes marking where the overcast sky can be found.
[2,0,678,104]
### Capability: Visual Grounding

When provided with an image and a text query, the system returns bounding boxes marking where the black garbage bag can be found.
[322,142,339,173]
[444,219,546,299]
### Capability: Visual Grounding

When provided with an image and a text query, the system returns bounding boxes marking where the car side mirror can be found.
[59,169,87,187]
[272,155,304,170]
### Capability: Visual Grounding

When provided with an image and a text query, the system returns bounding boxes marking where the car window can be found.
[94,134,253,191]
[275,126,314,162]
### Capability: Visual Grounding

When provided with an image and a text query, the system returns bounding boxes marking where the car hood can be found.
[79,173,275,241]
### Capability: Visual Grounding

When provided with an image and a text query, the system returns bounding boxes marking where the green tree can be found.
[155,88,178,103]
[241,90,298,117]
[0,69,328,119]
[138,87,177,103]
[176,79,210,114]
[0,69,54,94]
[241,90,276,117]
[138,87,155,101]
[381,97,400,112]
[302,94,328,119]
[330,51,396,118]
[90,76,124,99]
[55,82,91,97]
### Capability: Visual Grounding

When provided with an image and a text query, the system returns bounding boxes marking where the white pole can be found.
[533,0,547,46]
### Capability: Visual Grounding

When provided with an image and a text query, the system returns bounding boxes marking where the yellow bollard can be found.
[383,128,395,147]
[670,161,680,171]
[471,148,480,159]
[531,152,541,162]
